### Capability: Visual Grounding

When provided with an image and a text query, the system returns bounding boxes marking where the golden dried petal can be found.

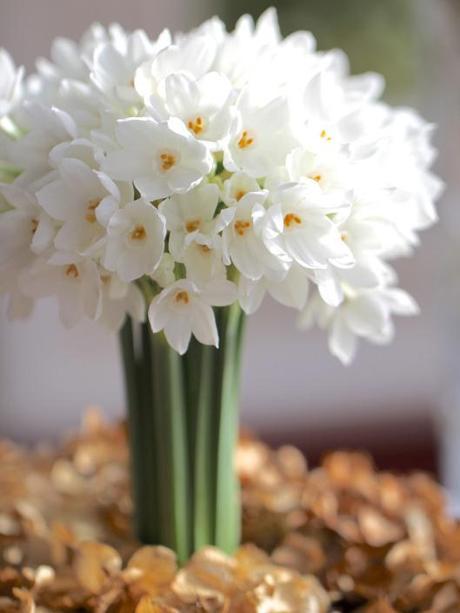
[135,595,179,613]
[173,547,234,604]
[276,446,307,479]
[12,588,35,613]
[73,541,122,593]
[271,533,326,574]
[127,546,177,596]
[358,507,404,547]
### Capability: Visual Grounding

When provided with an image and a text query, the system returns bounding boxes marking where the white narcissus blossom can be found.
[9,104,77,185]
[90,30,158,107]
[239,264,309,314]
[0,49,23,118]
[300,287,419,364]
[285,146,353,194]
[262,183,354,270]
[159,183,230,283]
[147,72,235,149]
[148,278,237,354]
[20,255,101,328]
[222,190,288,281]
[221,172,261,206]
[101,117,213,200]
[0,8,442,360]
[103,199,166,282]
[224,89,298,177]
[36,158,127,254]
[98,269,145,331]
[134,34,216,100]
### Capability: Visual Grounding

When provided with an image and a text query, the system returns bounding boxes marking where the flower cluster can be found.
[0,9,443,362]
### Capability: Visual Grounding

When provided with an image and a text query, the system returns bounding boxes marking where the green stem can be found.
[214,303,245,552]
[151,333,191,563]
[191,343,215,549]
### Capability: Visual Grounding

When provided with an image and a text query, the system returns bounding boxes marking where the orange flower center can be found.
[237,130,254,149]
[185,219,201,233]
[159,152,176,171]
[65,264,79,279]
[187,116,205,136]
[235,190,246,201]
[284,213,302,229]
[130,225,147,241]
[85,198,102,223]
[175,290,190,304]
[234,219,252,236]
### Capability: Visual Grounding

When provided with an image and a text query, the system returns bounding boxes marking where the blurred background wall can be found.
[1,0,459,479]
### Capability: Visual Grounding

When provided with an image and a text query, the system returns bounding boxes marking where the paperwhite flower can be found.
[0,49,23,117]
[98,269,145,331]
[159,183,220,256]
[222,190,288,280]
[134,34,215,100]
[262,183,353,270]
[160,183,229,282]
[148,278,237,354]
[147,72,234,149]
[300,286,419,364]
[20,255,101,328]
[36,158,125,254]
[0,188,43,320]
[239,264,309,314]
[90,30,157,107]
[221,172,261,206]
[224,89,298,177]
[0,184,55,283]
[9,104,77,184]
[101,117,213,199]
[285,146,353,194]
[103,199,166,282]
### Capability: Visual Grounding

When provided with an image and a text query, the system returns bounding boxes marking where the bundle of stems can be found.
[120,295,245,563]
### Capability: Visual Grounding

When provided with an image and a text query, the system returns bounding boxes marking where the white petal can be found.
[190,300,218,347]
[164,315,192,354]
[329,316,357,365]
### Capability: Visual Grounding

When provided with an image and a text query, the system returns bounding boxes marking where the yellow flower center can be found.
[320,129,332,142]
[235,190,246,201]
[130,225,147,241]
[234,219,252,236]
[159,152,177,171]
[284,213,302,229]
[198,244,211,254]
[65,264,79,279]
[237,130,254,149]
[187,116,205,136]
[311,174,322,183]
[185,219,201,233]
[175,290,190,304]
[85,198,101,223]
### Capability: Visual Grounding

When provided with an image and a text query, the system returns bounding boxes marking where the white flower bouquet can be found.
[0,8,442,560]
